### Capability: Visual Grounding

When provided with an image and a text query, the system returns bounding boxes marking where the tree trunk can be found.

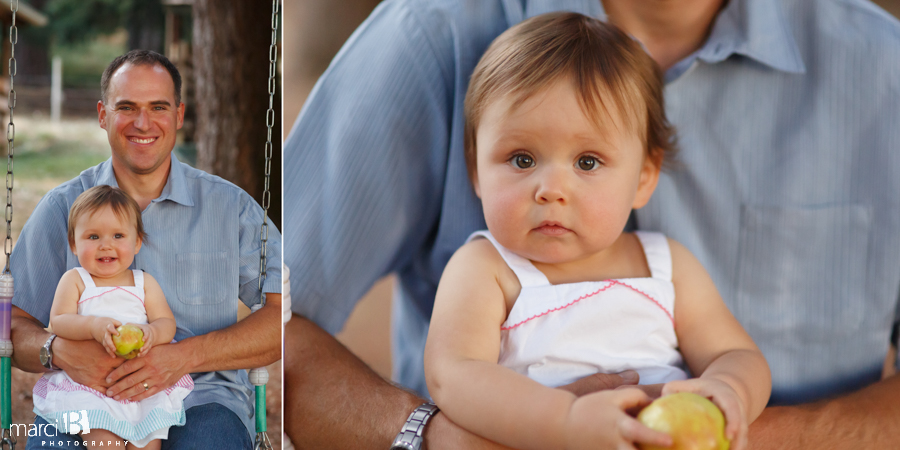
[127,0,164,53]
[192,0,281,229]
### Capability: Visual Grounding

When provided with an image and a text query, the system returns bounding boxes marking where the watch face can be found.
[40,346,49,366]
[389,445,415,450]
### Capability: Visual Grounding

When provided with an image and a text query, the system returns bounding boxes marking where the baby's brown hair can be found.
[464,12,677,182]
[68,185,147,249]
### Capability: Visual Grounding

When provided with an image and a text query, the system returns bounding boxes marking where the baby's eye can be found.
[576,155,600,171]
[512,154,534,169]
[88,235,99,240]
[115,233,124,239]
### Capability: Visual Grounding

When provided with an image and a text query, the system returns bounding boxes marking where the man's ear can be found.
[176,102,185,130]
[98,101,108,130]
[632,153,661,209]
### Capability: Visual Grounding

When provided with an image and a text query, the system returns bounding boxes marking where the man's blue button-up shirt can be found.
[12,155,282,438]
[287,0,900,405]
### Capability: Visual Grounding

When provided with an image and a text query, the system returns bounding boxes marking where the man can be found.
[285,0,900,448]
[11,50,282,449]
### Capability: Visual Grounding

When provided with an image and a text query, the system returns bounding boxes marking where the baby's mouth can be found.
[533,221,572,236]
[97,257,117,263]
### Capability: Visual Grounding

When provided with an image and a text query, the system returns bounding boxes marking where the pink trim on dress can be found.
[77,287,145,306]
[501,280,674,331]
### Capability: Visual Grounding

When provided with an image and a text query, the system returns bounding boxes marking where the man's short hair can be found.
[100,50,182,105]
[464,12,678,182]
[68,185,148,250]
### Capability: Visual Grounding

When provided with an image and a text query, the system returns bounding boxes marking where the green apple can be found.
[637,392,730,450]
[112,324,144,359]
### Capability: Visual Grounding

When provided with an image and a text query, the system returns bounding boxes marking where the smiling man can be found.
[8,50,282,450]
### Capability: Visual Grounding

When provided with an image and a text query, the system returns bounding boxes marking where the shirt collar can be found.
[508,0,805,76]
[696,0,805,74]
[95,154,194,207]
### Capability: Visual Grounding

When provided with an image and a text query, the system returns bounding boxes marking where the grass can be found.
[13,117,110,180]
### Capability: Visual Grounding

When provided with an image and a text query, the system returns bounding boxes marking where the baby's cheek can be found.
[482,191,525,228]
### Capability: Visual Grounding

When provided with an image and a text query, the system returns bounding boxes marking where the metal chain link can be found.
[257,0,279,303]
[4,0,17,275]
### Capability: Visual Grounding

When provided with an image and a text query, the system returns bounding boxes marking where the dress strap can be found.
[74,267,96,288]
[466,230,550,288]
[633,231,673,282]
[132,270,144,290]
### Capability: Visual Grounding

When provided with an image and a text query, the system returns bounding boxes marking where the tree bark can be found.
[192,0,281,229]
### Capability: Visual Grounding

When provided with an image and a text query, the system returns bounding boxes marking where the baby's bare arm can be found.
[140,273,176,345]
[425,241,573,449]
[669,239,772,449]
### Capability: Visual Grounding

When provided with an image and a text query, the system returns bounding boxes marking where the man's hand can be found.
[104,342,190,402]
[52,337,123,393]
[557,370,641,397]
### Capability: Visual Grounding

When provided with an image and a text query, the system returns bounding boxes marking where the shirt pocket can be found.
[176,252,228,305]
[733,204,871,340]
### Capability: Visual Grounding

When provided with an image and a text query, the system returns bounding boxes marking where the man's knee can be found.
[162,403,252,450]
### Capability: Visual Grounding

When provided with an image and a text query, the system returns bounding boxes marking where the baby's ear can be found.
[632,153,661,209]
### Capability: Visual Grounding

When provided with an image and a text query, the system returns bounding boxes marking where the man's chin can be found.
[112,154,172,176]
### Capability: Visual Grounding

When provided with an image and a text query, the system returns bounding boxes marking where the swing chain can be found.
[257,0,278,300]
[0,428,14,450]
[4,0,16,274]
[253,431,273,450]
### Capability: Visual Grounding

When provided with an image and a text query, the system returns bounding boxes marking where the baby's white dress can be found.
[470,230,689,387]
[33,268,194,447]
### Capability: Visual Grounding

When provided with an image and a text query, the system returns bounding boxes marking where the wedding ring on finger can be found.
[143,382,150,391]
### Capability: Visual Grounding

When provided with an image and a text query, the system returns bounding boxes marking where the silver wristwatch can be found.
[390,403,439,450]
[39,334,57,370]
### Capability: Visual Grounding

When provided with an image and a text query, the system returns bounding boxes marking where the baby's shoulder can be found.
[60,268,86,291]
[453,236,506,267]
[448,237,520,291]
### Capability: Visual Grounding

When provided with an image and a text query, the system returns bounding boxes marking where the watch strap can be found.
[41,334,57,370]
[390,402,439,450]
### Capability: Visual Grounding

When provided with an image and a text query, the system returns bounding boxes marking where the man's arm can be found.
[105,292,281,402]
[284,314,515,449]
[11,306,123,392]
[748,374,900,449]
[10,306,53,374]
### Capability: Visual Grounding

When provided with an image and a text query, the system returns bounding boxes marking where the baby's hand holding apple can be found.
[90,317,122,358]
[564,388,672,450]
[659,378,747,450]
[133,323,155,356]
